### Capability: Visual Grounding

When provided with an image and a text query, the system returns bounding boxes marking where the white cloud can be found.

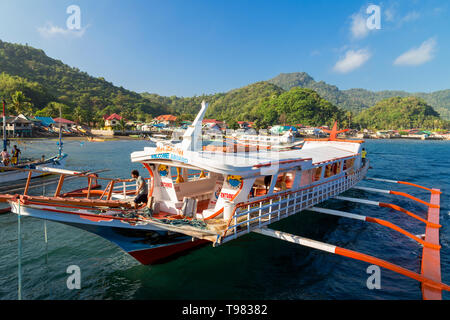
[384,7,395,22]
[37,22,87,38]
[394,38,437,66]
[350,13,369,39]
[333,49,371,73]
[399,11,420,25]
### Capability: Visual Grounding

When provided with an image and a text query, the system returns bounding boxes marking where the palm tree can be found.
[11,91,33,115]
[345,111,353,128]
[73,106,84,125]
[118,118,126,133]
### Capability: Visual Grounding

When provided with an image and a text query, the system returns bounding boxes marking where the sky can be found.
[0,0,449,97]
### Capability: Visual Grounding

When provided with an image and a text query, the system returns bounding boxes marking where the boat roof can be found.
[130,142,358,176]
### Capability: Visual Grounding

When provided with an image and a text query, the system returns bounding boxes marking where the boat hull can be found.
[9,202,207,264]
[0,155,67,184]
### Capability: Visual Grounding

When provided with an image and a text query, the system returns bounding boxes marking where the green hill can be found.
[0,40,166,123]
[1,40,449,128]
[354,97,446,130]
[268,72,450,120]
[256,87,345,128]
[142,81,285,123]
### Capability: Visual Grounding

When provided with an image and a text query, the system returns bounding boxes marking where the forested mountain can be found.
[354,97,445,130]
[0,40,448,130]
[0,40,166,123]
[268,72,450,120]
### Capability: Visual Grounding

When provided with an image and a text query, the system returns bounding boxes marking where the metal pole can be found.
[3,99,7,150]
[58,106,62,158]
[17,199,22,300]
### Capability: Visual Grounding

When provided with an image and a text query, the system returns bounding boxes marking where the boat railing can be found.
[218,163,369,245]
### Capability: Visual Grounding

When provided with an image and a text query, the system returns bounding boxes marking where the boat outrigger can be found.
[2,101,448,299]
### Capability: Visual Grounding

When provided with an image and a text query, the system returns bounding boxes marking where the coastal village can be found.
[3,112,450,141]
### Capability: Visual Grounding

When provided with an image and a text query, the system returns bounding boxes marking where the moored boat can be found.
[3,101,448,299]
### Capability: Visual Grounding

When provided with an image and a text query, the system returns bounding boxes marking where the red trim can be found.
[128,239,208,264]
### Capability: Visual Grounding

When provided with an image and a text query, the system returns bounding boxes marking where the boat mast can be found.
[58,106,63,157]
[2,99,6,150]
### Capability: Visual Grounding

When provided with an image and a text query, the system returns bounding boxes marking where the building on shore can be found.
[104,113,123,129]
[2,116,33,137]
[154,114,177,126]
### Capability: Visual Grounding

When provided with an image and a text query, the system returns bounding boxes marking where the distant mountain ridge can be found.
[0,39,448,129]
[268,72,450,120]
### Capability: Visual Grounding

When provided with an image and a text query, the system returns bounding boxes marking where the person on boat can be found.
[361,148,367,165]
[264,175,272,194]
[11,145,21,165]
[1,149,10,166]
[124,170,148,209]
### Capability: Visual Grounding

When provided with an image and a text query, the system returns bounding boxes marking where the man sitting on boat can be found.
[1,149,10,166]
[123,170,148,209]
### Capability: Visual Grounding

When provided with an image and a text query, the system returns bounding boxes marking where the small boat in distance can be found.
[0,100,67,184]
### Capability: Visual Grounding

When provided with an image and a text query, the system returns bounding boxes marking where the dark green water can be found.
[0,139,448,299]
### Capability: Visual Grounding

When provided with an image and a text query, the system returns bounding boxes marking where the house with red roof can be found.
[154,114,177,126]
[237,121,254,129]
[53,117,76,131]
[202,119,226,131]
[104,113,123,128]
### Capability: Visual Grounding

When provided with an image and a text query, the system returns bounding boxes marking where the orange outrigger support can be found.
[255,179,448,299]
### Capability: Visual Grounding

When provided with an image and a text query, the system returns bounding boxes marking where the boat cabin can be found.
[131,139,364,220]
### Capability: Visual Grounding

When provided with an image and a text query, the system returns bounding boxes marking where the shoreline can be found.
[7,135,449,143]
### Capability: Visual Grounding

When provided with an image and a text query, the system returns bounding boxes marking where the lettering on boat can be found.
[155,145,184,156]
[150,152,188,163]
[220,192,235,199]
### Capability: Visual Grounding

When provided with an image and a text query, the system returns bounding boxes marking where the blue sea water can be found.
[0,138,448,300]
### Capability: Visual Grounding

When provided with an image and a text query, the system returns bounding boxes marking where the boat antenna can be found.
[2,99,7,150]
[58,105,63,157]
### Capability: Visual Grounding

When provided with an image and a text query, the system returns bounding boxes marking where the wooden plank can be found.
[421,189,442,300]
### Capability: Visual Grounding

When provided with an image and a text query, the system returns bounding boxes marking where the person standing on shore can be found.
[11,145,21,165]
[1,149,10,166]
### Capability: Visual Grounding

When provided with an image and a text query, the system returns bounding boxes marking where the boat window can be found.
[335,161,342,174]
[300,169,314,186]
[313,166,322,181]
[274,171,295,193]
[249,176,272,198]
[343,158,355,171]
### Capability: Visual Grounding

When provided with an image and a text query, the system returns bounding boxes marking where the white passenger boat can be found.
[4,100,367,261]
[4,101,448,299]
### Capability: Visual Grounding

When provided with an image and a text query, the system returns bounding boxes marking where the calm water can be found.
[0,138,449,300]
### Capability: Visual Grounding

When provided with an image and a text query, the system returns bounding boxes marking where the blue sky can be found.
[0,0,449,96]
